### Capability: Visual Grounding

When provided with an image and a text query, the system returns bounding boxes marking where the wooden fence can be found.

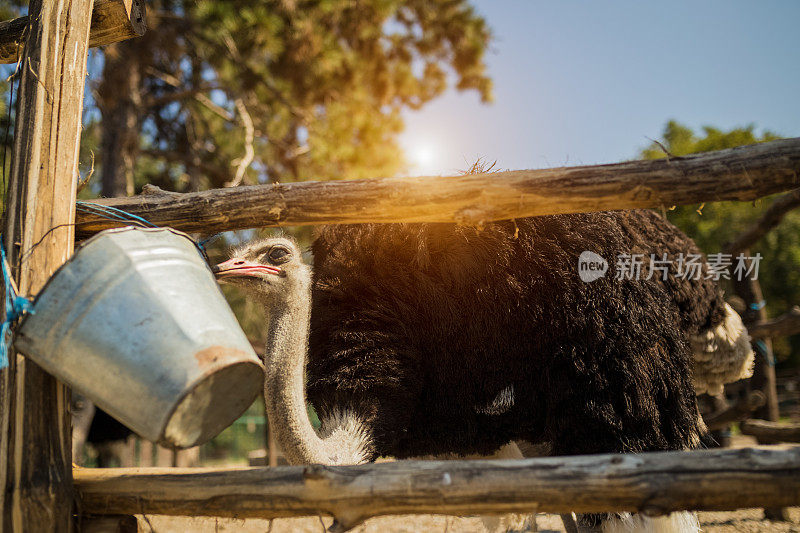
[73,447,800,529]
[1,3,800,531]
[72,138,800,236]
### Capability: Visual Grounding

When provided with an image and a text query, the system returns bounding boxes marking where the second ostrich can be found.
[214,209,753,532]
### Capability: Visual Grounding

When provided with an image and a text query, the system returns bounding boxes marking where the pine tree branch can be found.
[144,67,233,121]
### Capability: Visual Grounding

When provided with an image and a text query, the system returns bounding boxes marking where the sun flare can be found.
[409,143,439,174]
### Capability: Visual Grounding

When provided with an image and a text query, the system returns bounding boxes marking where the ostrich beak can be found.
[212,257,282,279]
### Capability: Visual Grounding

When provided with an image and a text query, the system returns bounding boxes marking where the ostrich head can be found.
[212,237,311,304]
[212,236,373,466]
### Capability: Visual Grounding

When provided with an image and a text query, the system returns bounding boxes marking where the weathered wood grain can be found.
[0,0,146,64]
[74,447,800,529]
[74,138,800,237]
[0,0,96,530]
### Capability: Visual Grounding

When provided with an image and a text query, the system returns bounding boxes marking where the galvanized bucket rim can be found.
[158,355,263,448]
[21,225,203,311]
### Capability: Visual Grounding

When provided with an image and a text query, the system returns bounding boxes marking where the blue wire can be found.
[0,237,34,370]
[198,233,221,249]
[1,201,155,370]
[76,201,217,259]
[75,205,138,225]
[753,339,775,367]
[76,201,157,228]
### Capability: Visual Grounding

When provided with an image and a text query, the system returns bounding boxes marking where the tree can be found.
[640,121,799,366]
[0,3,23,185]
[92,0,493,197]
[641,120,781,161]
[640,122,799,316]
[640,122,794,306]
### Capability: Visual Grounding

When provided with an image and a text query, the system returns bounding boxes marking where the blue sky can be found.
[399,1,800,176]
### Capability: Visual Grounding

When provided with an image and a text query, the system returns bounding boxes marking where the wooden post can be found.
[268,430,279,467]
[732,267,780,425]
[731,258,786,521]
[703,391,765,432]
[0,0,95,530]
[139,439,154,467]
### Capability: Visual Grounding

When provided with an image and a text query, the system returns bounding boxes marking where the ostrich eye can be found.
[266,246,291,264]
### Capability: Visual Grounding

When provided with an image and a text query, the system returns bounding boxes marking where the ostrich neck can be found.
[262,281,372,465]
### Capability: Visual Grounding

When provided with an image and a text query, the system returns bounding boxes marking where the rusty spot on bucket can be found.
[194,346,250,369]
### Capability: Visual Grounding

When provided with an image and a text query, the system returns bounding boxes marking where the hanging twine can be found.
[0,237,34,370]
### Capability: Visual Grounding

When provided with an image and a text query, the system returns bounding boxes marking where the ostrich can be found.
[214,209,752,533]
[72,397,133,467]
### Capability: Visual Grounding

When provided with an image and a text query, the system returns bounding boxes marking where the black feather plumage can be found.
[308,210,723,459]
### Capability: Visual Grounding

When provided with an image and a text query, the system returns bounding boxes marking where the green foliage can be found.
[641,121,799,366]
[201,400,266,465]
[114,0,493,192]
[0,76,11,184]
[0,5,24,186]
[641,120,781,159]
[0,2,23,21]
[221,283,268,345]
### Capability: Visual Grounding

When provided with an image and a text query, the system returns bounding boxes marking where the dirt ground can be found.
[140,509,800,533]
[136,437,799,532]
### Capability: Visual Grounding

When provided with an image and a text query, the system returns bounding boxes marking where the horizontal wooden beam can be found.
[747,306,800,339]
[0,0,146,64]
[704,391,765,431]
[740,420,800,443]
[74,138,800,237]
[74,447,800,528]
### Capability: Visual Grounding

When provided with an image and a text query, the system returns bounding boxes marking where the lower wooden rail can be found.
[704,391,766,431]
[741,420,800,443]
[74,447,800,529]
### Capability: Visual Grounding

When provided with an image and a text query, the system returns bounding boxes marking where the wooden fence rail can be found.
[74,446,800,530]
[740,420,800,443]
[747,306,800,339]
[74,138,800,237]
[704,391,766,431]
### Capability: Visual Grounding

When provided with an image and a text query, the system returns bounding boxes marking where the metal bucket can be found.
[15,226,264,448]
